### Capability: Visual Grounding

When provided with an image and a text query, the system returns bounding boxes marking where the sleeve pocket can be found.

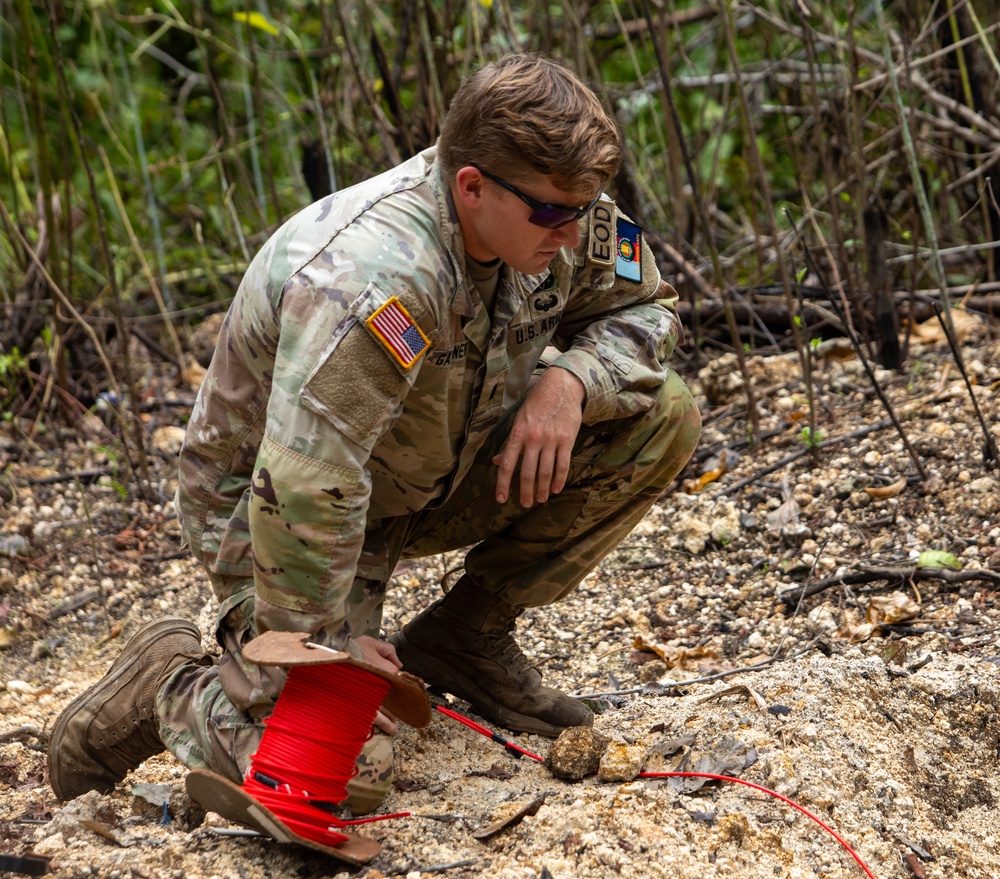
[301,283,424,449]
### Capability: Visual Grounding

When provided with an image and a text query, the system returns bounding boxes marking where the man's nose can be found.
[554,220,581,249]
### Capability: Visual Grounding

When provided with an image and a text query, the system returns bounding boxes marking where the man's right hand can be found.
[354,635,401,734]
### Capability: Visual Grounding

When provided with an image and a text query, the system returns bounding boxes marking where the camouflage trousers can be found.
[156,369,700,812]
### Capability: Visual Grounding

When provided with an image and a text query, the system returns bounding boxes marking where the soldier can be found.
[48,53,701,814]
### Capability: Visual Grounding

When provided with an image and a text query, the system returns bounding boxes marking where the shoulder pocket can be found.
[301,283,428,449]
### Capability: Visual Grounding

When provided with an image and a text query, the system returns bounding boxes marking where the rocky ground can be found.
[2,308,1000,879]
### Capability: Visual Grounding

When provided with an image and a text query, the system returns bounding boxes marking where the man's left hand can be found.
[493,366,585,508]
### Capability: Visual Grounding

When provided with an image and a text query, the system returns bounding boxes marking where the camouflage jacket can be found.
[177,146,680,642]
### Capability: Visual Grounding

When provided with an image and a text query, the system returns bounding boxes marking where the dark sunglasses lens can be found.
[529,207,582,228]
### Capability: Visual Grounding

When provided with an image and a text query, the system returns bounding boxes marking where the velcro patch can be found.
[587,201,615,268]
[615,217,642,282]
[365,296,430,369]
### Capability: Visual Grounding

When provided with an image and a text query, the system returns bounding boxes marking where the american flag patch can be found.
[365,297,429,369]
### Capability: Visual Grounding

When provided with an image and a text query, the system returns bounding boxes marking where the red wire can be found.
[243,662,392,847]
[434,705,544,760]
[241,674,879,878]
[434,706,878,879]
[638,772,878,879]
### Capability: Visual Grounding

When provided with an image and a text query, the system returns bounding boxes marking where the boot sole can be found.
[392,628,578,738]
[48,617,202,801]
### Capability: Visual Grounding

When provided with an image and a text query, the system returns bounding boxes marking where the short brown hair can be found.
[438,54,621,197]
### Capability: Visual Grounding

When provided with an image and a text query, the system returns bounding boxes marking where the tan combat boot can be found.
[48,617,207,801]
[389,576,592,737]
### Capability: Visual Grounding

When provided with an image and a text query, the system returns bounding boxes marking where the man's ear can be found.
[453,166,486,211]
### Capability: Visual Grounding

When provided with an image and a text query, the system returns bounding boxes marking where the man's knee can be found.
[650,370,702,462]
[345,730,394,815]
[586,371,701,491]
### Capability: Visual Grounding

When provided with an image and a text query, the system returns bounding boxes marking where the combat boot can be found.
[389,576,592,737]
[48,617,207,801]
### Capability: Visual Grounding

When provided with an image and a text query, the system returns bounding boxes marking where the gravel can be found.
[2,318,999,879]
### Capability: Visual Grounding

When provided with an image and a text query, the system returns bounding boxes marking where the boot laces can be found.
[479,620,534,672]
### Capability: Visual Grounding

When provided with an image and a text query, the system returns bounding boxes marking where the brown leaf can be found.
[683,466,725,493]
[698,684,768,712]
[471,763,515,780]
[909,308,980,344]
[904,851,927,878]
[630,636,720,670]
[864,476,907,499]
[867,591,921,626]
[837,608,876,643]
[667,734,750,793]
[473,794,549,840]
[392,777,427,793]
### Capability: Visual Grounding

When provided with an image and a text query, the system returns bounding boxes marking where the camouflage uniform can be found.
[157,146,701,809]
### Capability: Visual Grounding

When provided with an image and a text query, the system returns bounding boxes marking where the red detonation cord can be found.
[240,670,877,877]
[244,662,404,847]
[435,705,878,879]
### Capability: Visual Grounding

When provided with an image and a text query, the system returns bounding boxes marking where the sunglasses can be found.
[473,165,602,229]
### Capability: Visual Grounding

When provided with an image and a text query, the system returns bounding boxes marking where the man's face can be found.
[459,168,596,274]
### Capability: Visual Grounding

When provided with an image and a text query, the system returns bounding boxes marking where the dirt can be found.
[2,310,1000,879]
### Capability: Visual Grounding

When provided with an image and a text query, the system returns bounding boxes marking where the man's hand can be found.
[355,635,402,734]
[494,366,585,508]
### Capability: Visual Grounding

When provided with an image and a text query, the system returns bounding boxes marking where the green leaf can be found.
[916,550,962,571]
[233,11,280,37]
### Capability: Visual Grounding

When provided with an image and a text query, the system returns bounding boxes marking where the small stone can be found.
[30,640,52,661]
[31,831,66,856]
[969,476,998,494]
[781,523,812,547]
[598,740,647,783]
[545,726,608,781]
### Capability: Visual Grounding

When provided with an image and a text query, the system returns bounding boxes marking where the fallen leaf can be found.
[916,550,962,571]
[683,449,739,493]
[645,734,696,762]
[867,591,921,627]
[393,777,428,793]
[470,763,515,780]
[630,636,720,670]
[698,684,767,711]
[864,476,907,498]
[909,308,980,344]
[881,642,909,666]
[904,851,927,878]
[683,465,726,493]
[181,357,207,391]
[814,337,856,361]
[766,496,800,533]
[667,735,750,793]
[837,608,875,643]
[473,794,549,840]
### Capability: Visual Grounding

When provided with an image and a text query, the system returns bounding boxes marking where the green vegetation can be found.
[2,1,997,489]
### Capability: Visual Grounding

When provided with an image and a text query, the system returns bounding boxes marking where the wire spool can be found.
[185,631,431,865]
[242,661,392,846]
